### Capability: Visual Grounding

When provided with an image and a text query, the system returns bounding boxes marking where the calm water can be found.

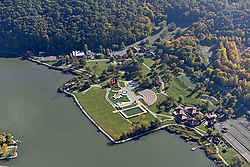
[0,58,215,167]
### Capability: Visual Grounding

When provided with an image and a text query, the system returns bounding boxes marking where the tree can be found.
[140,78,151,88]
[178,95,184,103]
[120,42,126,50]
[207,128,213,136]
[84,44,88,52]
[99,73,108,81]
[230,156,244,167]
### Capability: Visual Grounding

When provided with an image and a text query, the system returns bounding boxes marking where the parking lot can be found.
[215,117,250,162]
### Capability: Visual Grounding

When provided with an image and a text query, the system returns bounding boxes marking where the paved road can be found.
[215,117,250,162]
[123,86,141,102]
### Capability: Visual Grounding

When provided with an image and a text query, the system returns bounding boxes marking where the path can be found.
[87,59,109,62]
[142,63,151,70]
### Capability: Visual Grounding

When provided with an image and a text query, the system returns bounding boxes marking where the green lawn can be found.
[128,113,155,123]
[122,107,144,117]
[148,94,166,113]
[119,81,125,87]
[177,74,195,87]
[74,87,131,137]
[86,60,110,76]
[167,76,202,106]
[162,119,177,125]
[196,124,207,132]
[141,64,151,76]
[219,146,249,166]
[144,58,155,68]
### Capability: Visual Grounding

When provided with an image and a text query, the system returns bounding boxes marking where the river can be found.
[0,58,215,167]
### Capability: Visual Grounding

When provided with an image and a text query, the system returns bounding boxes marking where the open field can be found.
[167,76,202,106]
[85,60,110,76]
[126,26,176,48]
[143,58,155,68]
[74,87,131,136]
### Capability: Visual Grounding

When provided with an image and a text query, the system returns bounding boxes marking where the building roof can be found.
[41,56,57,62]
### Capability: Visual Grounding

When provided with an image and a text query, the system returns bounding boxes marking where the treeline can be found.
[0,0,249,53]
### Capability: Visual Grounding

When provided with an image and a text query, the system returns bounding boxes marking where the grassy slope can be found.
[85,60,110,76]
[167,76,202,106]
[144,58,155,68]
[74,87,131,136]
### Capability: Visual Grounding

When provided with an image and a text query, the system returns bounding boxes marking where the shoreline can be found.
[25,57,228,166]
[26,57,169,144]
[59,86,175,144]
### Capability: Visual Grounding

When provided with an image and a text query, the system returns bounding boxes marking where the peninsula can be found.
[0,0,249,167]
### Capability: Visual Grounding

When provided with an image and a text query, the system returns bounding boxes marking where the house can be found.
[208,96,219,105]
[109,78,120,88]
[86,50,95,59]
[201,94,219,105]
[176,114,188,122]
[205,113,217,120]
[172,106,185,116]
[185,107,200,116]
[186,118,201,126]
[41,56,57,62]
[128,81,138,87]
[106,49,113,57]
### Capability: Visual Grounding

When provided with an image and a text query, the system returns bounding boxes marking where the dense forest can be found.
[0,0,249,53]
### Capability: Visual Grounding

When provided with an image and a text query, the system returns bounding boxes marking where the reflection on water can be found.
[0,58,215,167]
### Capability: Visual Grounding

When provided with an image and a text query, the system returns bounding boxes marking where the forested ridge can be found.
[0,0,249,53]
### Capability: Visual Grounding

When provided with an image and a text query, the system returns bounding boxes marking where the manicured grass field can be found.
[85,60,110,76]
[74,87,131,137]
[122,107,144,117]
[167,76,202,106]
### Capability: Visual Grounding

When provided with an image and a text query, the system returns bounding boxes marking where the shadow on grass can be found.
[186,88,199,98]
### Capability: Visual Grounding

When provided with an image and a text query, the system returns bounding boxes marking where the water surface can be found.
[0,58,215,167]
